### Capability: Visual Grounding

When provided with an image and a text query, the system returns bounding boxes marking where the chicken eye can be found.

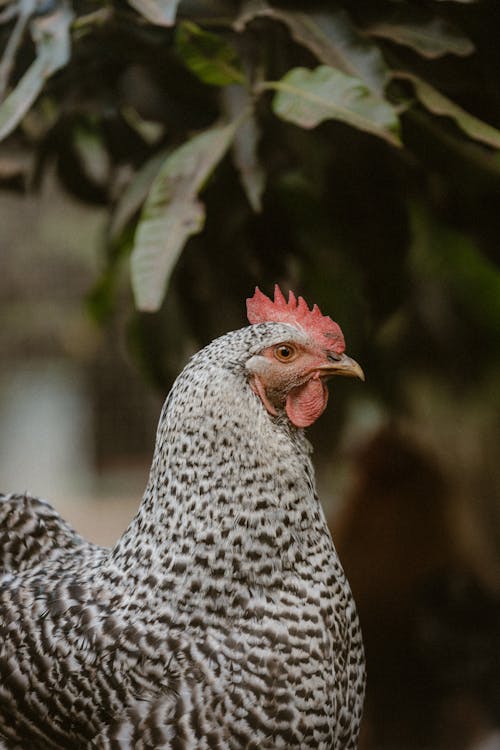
[274,344,297,362]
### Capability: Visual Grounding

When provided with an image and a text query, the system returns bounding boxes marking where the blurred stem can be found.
[73,6,113,32]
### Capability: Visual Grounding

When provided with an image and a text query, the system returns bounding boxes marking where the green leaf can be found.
[236,3,389,96]
[110,150,168,242]
[131,120,241,312]
[0,4,73,141]
[175,21,245,87]
[222,84,265,212]
[127,0,180,27]
[264,65,401,147]
[396,73,500,149]
[363,6,474,59]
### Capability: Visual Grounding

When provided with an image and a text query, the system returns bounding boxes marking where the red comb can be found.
[246,284,345,353]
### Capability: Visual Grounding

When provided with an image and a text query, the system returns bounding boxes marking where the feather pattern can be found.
[0,322,365,749]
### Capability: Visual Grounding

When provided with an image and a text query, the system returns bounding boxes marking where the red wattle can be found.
[285,377,329,428]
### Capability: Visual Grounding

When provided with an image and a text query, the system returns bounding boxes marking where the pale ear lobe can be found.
[245,354,270,376]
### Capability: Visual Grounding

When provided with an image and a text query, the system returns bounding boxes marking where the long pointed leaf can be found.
[0,4,73,141]
[131,120,240,311]
[110,150,168,241]
[363,7,474,59]
[222,84,265,212]
[396,72,500,149]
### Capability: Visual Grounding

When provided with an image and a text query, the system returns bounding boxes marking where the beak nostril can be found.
[327,352,342,363]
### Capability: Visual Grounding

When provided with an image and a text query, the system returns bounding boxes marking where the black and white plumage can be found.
[0,291,366,749]
[0,493,95,575]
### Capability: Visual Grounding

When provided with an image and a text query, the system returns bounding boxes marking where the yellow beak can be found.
[320,353,365,382]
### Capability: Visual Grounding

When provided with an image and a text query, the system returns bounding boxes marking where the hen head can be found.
[245,285,364,428]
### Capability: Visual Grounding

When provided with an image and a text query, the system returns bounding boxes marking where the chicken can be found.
[0,492,97,575]
[0,285,365,750]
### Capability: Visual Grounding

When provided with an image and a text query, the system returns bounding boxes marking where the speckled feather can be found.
[0,322,365,749]
[0,493,97,574]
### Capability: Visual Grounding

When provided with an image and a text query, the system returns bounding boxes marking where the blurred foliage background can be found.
[1,0,500,747]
